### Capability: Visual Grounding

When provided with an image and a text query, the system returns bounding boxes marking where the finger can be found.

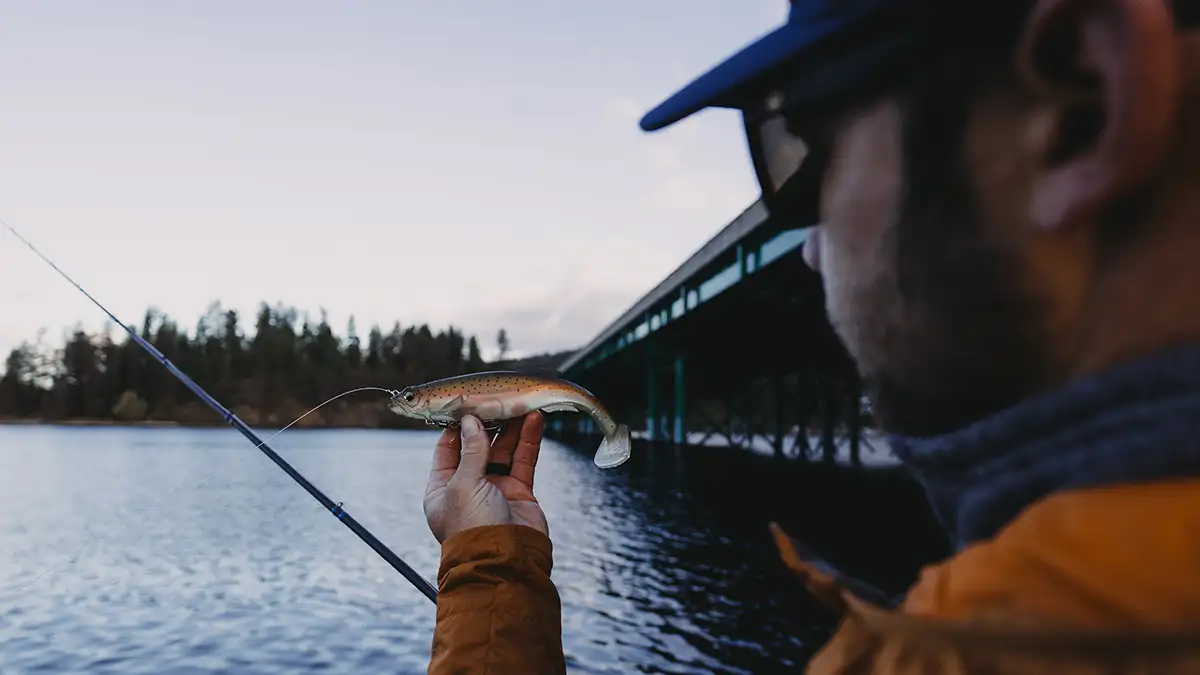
[510,411,544,489]
[488,417,523,469]
[454,414,491,479]
[428,427,460,488]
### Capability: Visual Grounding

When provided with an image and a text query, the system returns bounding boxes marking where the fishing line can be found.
[0,218,439,604]
[256,386,400,444]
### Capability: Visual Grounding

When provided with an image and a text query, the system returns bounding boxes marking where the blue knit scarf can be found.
[888,343,1200,550]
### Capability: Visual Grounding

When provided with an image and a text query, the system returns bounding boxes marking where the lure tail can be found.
[593,423,631,469]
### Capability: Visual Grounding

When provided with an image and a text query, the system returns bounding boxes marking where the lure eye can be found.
[401,390,415,403]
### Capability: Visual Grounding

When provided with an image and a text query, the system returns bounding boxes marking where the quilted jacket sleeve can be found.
[426,524,566,675]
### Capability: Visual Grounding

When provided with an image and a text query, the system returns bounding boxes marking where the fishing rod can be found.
[1,220,439,605]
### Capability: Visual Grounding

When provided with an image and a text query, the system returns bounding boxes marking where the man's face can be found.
[799,74,1058,438]
[774,0,1183,437]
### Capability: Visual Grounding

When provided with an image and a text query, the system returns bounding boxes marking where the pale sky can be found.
[0,1,783,362]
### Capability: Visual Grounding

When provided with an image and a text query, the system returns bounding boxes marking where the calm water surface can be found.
[0,426,833,674]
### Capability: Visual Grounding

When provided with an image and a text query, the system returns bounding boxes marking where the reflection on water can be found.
[0,425,942,674]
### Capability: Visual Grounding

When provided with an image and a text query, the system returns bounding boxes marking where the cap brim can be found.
[639,5,941,133]
[639,15,861,133]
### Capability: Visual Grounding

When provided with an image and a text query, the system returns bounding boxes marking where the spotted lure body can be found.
[388,371,632,469]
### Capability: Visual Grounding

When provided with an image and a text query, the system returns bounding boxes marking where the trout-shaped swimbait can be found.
[387,371,631,469]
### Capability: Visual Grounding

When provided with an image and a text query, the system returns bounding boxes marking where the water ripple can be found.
[1,425,831,673]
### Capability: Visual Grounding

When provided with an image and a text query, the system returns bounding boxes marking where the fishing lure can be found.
[388,371,632,469]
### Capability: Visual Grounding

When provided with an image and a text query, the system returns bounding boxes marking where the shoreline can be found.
[0,418,422,431]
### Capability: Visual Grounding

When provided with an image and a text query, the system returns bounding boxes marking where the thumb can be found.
[455,415,490,479]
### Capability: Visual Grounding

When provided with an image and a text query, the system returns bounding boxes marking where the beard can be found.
[848,66,1051,439]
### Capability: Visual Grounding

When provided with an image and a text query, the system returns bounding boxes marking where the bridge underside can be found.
[563,248,869,463]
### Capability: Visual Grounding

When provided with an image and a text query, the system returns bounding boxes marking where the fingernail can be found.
[460,415,481,439]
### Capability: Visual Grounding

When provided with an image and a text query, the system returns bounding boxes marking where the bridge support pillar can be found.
[773,375,785,458]
[847,378,862,467]
[672,352,685,444]
[646,348,658,442]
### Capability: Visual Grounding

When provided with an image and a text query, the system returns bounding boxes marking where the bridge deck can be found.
[560,198,812,379]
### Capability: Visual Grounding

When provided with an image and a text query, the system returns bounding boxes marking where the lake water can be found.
[0,425,866,674]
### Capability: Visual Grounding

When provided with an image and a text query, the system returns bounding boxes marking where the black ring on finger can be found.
[485,462,512,476]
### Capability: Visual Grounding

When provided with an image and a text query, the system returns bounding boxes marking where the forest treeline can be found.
[0,301,573,429]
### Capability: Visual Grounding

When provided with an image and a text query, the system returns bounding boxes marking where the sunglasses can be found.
[740,14,958,228]
[740,0,1200,229]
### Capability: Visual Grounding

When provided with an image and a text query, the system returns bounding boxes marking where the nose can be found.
[802,229,821,273]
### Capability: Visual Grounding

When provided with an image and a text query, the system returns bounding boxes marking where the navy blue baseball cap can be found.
[638,0,985,226]
[639,0,948,133]
[642,0,1200,226]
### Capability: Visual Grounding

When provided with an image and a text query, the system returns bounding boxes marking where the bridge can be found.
[551,198,891,466]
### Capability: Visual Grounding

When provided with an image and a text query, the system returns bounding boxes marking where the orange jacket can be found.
[426,524,566,674]
[427,478,1200,674]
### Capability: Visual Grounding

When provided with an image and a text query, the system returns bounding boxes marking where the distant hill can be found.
[488,349,577,377]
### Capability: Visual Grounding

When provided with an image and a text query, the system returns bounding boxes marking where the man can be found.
[422,0,1200,672]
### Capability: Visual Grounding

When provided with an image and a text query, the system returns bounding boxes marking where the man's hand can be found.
[424,411,548,544]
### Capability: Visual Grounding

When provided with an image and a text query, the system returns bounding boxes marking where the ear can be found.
[1015,0,1182,230]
